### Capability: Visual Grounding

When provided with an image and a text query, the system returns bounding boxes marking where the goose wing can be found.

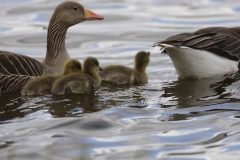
[153,27,240,61]
[0,74,34,94]
[0,51,48,76]
[0,51,51,94]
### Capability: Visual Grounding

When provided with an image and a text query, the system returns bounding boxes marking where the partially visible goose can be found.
[98,51,150,84]
[153,27,240,79]
[52,57,102,95]
[0,1,104,94]
[21,59,82,96]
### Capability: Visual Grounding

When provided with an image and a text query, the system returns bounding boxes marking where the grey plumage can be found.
[153,27,240,61]
[0,51,51,76]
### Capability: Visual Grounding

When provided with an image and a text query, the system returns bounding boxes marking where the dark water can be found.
[1,0,240,159]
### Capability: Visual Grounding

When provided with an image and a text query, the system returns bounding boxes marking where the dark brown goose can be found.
[153,27,240,79]
[21,59,82,96]
[98,51,150,84]
[52,57,102,95]
[0,1,103,94]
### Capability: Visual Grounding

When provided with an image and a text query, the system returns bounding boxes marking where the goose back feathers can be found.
[0,74,33,94]
[0,51,52,76]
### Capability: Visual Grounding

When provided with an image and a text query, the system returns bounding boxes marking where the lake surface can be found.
[1,0,240,159]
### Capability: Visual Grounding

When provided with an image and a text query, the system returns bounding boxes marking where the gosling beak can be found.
[84,8,104,21]
[147,52,150,56]
[99,67,103,71]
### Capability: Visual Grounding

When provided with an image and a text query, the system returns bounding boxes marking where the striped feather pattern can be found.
[153,27,240,61]
[0,74,34,94]
[46,17,67,61]
[0,51,53,94]
[0,51,51,76]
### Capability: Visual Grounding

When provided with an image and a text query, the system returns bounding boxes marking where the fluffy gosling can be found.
[98,51,150,84]
[52,57,102,95]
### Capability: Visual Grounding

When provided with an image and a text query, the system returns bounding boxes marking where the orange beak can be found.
[84,8,104,21]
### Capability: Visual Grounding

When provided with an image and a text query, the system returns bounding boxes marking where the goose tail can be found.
[151,42,176,54]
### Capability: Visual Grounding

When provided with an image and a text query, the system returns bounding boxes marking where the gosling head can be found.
[83,57,102,74]
[134,51,150,72]
[63,59,82,75]
[52,1,104,27]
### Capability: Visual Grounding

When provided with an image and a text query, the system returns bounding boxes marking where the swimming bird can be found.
[52,57,102,95]
[98,51,150,84]
[21,59,82,96]
[152,27,240,79]
[0,1,104,94]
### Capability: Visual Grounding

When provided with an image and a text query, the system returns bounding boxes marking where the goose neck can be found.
[45,17,68,61]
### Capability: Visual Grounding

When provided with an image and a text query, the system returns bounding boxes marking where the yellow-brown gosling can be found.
[98,51,150,84]
[21,59,82,96]
[52,57,102,95]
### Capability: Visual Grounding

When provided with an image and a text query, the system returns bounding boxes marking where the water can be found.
[1,0,240,159]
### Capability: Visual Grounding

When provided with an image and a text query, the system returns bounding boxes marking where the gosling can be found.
[52,57,102,95]
[98,51,150,84]
[21,59,82,96]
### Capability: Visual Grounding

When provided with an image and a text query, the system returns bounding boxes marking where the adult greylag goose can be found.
[52,57,102,95]
[98,51,150,84]
[153,27,240,79]
[21,59,82,96]
[0,1,103,94]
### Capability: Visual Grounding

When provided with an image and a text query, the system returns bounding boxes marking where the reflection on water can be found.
[162,73,240,108]
[1,0,240,159]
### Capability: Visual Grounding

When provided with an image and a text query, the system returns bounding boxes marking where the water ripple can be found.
[1,0,240,159]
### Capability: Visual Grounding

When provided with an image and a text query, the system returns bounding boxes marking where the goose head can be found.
[62,59,82,75]
[134,51,150,72]
[83,57,102,74]
[44,1,104,69]
[52,1,104,27]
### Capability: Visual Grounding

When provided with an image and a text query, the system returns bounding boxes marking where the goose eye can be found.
[73,7,78,11]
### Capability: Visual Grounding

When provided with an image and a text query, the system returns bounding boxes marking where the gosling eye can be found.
[73,7,79,11]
